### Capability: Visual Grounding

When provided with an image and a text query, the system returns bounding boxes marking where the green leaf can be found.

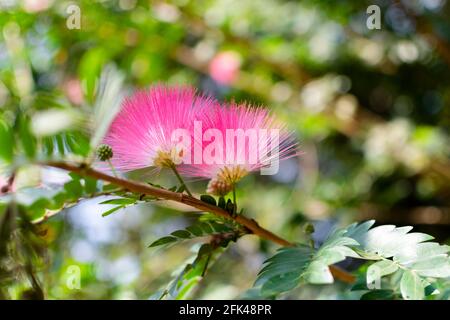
[148,221,236,248]
[351,277,369,291]
[255,228,359,296]
[186,224,203,236]
[157,243,229,300]
[400,270,425,300]
[171,230,192,239]
[424,283,438,297]
[366,260,398,285]
[218,196,226,209]
[226,199,234,213]
[65,131,91,157]
[346,221,450,300]
[361,289,396,300]
[18,116,36,159]
[148,236,178,247]
[63,179,83,199]
[0,120,13,163]
[55,134,65,155]
[347,221,450,277]
[101,205,124,217]
[78,48,108,103]
[200,195,216,206]
[99,198,136,205]
[198,221,213,234]
[84,177,98,194]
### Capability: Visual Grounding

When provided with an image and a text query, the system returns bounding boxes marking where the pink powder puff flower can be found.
[180,103,298,196]
[103,85,218,172]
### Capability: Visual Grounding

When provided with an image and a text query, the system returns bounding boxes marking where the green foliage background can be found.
[0,0,449,299]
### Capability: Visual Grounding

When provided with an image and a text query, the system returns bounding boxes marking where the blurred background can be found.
[0,0,449,299]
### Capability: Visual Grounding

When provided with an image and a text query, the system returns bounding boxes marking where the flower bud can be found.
[207,178,233,196]
[97,144,113,161]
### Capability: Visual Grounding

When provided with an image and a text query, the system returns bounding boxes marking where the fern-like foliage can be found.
[253,220,450,300]
[151,239,235,300]
[148,221,239,248]
[255,228,359,296]
[148,218,242,299]
[345,220,450,300]
[154,243,222,300]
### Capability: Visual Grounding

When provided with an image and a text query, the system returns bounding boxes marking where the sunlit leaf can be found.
[400,270,425,300]
[255,228,359,296]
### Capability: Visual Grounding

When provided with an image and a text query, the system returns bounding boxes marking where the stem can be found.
[41,161,355,284]
[32,189,123,224]
[232,185,237,215]
[107,160,118,177]
[170,164,193,197]
[201,253,212,277]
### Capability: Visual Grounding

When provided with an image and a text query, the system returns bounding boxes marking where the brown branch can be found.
[42,161,355,284]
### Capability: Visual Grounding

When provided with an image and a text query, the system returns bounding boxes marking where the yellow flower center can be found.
[207,165,248,196]
[152,146,186,169]
[153,150,175,168]
[217,165,248,185]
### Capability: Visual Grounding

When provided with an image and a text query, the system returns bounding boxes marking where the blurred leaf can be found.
[78,48,109,103]
[156,241,230,300]
[90,65,125,149]
[18,116,36,159]
[0,119,13,163]
[64,132,91,157]
[400,270,425,300]
[31,109,81,137]
[84,177,98,195]
[63,179,83,199]
[169,244,214,300]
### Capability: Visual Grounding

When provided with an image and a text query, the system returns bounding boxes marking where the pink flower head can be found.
[103,85,217,172]
[180,103,298,195]
[208,51,241,85]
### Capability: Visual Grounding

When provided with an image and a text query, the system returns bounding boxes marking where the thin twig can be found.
[170,164,193,197]
[41,161,355,284]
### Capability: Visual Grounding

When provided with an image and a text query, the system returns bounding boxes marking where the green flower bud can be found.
[97,144,113,161]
